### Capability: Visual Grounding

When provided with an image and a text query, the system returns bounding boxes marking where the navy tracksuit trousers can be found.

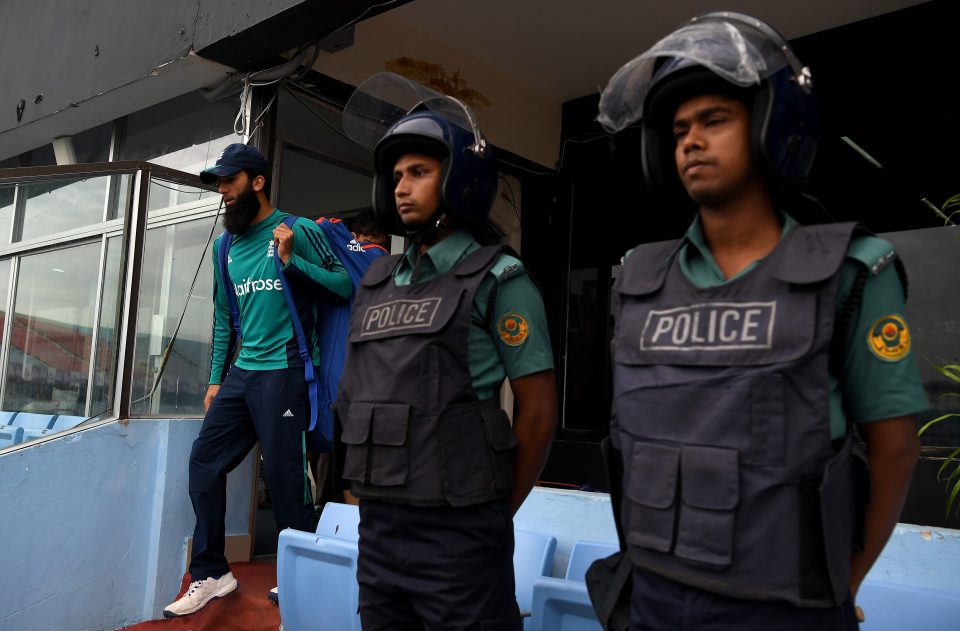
[188,366,318,581]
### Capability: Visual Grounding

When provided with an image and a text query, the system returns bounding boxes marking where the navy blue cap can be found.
[199,143,269,184]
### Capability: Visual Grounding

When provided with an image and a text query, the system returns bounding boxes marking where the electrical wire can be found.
[327,0,406,37]
[281,82,366,148]
[498,174,521,223]
[130,199,224,407]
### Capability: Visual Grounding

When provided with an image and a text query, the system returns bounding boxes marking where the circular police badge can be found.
[498,313,529,346]
[867,314,911,362]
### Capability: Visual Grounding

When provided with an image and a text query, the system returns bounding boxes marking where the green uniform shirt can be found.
[394,230,554,400]
[670,212,927,438]
[209,209,351,384]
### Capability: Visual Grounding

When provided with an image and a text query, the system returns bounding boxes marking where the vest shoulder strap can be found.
[488,247,524,282]
[773,222,858,284]
[617,239,681,296]
[481,249,532,331]
[845,233,908,299]
[361,253,403,287]
[454,245,502,277]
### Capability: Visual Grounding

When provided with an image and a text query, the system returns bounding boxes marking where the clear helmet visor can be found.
[597,14,808,133]
[343,72,487,153]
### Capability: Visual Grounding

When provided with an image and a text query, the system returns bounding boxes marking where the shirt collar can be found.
[680,209,798,282]
[398,229,478,279]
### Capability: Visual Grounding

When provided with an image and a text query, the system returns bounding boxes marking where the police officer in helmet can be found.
[596,12,925,629]
[336,83,558,630]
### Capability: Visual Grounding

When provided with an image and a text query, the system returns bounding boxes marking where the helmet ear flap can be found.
[754,66,819,187]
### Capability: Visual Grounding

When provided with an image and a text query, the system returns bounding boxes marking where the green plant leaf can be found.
[946,479,960,517]
[937,448,960,478]
[918,413,960,436]
[932,363,960,384]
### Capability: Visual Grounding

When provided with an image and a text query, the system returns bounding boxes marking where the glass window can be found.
[2,241,103,415]
[72,122,114,164]
[19,173,131,242]
[0,184,15,245]
[89,236,123,417]
[276,144,373,218]
[131,214,218,416]
[120,91,237,175]
[0,258,10,359]
[0,144,56,169]
[274,89,373,219]
[147,177,217,215]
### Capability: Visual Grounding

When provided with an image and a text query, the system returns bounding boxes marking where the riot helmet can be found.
[343,73,497,238]
[597,12,818,204]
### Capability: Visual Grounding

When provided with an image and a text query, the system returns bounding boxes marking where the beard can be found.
[223,184,261,234]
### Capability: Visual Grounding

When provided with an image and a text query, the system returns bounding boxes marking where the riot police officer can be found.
[336,82,558,630]
[596,12,925,630]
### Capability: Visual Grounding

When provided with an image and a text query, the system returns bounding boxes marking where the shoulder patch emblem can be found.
[497,312,529,347]
[867,314,911,362]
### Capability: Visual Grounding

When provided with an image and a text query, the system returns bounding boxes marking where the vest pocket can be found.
[626,442,679,552]
[818,438,858,604]
[482,407,519,490]
[675,445,739,569]
[339,402,410,486]
[369,403,411,486]
[340,403,373,482]
[438,404,510,505]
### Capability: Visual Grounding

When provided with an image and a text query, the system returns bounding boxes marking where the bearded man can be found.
[163,143,351,618]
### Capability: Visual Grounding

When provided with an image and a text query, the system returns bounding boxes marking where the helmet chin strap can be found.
[406,209,448,283]
[404,208,448,243]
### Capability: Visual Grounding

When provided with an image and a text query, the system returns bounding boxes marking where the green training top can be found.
[670,212,927,439]
[393,229,554,400]
[209,209,351,384]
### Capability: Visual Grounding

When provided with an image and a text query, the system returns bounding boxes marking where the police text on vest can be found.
[641,302,776,351]
[360,297,443,336]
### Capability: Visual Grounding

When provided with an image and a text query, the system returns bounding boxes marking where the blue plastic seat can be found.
[52,415,85,430]
[513,528,557,627]
[277,502,362,631]
[529,540,619,631]
[858,579,960,630]
[12,413,56,430]
[0,411,16,425]
[565,541,620,583]
[315,500,361,542]
[0,424,24,448]
[21,427,56,443]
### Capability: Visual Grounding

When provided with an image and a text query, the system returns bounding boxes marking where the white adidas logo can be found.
[282,409,295,418]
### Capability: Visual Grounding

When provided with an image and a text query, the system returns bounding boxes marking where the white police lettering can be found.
[641,302,776,351]
[360,298,443,336]
[234,277,283,297]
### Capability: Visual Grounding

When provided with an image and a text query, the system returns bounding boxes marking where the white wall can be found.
[0,420,254,630]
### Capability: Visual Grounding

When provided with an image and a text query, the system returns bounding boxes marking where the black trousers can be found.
[357,499,522,631]
[188,367,318,581]
[630,566,860,631]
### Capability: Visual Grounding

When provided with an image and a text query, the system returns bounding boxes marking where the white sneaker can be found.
[268,585,279,604]
[163,572,238,618]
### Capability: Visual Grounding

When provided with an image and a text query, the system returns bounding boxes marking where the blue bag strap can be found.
[217,231,243,361]
[273,216,322,441]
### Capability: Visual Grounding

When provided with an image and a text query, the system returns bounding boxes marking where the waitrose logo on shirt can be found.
[234,277,283,297]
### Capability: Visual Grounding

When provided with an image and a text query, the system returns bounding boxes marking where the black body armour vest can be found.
[336,246,517,507]
[614,223,860,608]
